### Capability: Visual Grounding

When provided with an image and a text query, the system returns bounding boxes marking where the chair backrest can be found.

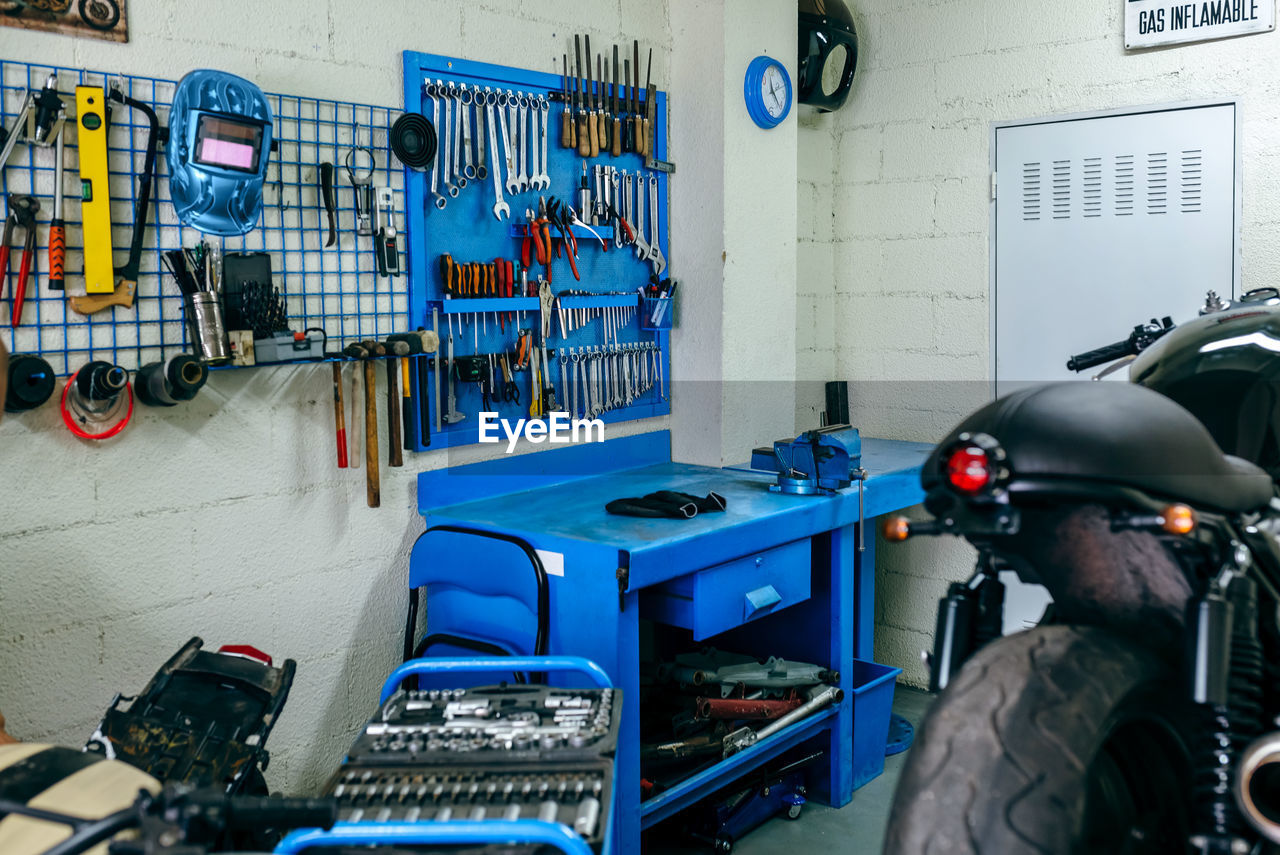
[404,526,549,681]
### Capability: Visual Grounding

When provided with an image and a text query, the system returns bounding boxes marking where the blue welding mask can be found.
[167,69,273,236]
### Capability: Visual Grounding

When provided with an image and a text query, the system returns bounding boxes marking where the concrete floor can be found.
[660,686,935,855]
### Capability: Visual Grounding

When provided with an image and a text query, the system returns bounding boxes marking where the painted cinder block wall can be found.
[810,0,1280,686]
[0,0,672,795]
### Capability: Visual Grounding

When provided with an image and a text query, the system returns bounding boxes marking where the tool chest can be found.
[400,52,672,451]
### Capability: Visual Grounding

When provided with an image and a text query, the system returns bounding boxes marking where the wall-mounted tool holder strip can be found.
[401,51,671,451]
[0,59,408,377]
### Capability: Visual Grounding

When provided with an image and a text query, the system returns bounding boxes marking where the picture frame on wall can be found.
[0,0,127,43]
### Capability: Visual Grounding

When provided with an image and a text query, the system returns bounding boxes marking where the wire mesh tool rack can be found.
[0,59,408,378]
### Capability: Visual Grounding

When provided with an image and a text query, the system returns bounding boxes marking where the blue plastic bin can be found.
[850,659,903,788]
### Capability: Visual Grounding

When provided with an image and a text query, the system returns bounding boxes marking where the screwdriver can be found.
[585,35,599,157]
[611,46,622,157]
[49,126,65,291]
[575,35,590,157]
[644,48,655,160]
[596,53,608,153]
[623,59,632,153]
[561,54,573,148]
[633,41,643,157]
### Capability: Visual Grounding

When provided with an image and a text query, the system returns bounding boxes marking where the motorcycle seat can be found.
[925,381,1276,514]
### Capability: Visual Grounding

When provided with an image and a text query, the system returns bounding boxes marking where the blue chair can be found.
[402,525,549,685]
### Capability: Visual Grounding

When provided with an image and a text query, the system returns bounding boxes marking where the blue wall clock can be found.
[744,55,792,129]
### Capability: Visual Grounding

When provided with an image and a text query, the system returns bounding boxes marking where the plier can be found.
[521,206,552,278]
[607,202,634,248]
[2,195,40,328]
[545,198,581,281]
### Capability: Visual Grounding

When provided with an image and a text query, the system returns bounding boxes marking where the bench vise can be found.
[751,424,864,495]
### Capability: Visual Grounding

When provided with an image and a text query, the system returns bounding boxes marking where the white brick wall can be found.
[0,0,670,794]
[814,0,1280,686]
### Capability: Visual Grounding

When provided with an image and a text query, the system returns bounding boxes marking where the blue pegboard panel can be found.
[401,51,671,451]
[0,59,407,376]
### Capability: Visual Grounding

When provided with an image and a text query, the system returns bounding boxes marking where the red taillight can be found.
[217,644,273,666]
[945,445,992,494]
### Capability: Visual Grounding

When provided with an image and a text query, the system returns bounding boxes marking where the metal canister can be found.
[183,292,231,365]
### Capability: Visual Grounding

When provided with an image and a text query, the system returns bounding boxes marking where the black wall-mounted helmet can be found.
[798,0,859,113]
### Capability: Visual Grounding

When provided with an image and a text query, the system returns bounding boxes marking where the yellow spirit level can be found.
[75,85,113,294]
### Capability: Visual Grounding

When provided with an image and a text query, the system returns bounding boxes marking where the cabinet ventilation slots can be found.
[1182,149,1203,213]
[1021,162,1041,221]
[1083,157,1102,218]
[1116,154,1136,216]
[1020,149,1208,221]
[1147,151,1169,215]
[1052,159,1071,219]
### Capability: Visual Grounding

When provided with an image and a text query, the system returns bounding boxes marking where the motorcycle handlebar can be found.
[1066,339,1133,372]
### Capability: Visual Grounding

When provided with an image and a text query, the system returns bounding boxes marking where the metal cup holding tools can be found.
[183,292,232,365]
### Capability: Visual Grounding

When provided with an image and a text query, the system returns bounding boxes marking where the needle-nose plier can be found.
[2,195,40,328]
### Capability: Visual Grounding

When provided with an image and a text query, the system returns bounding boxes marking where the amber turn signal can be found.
[1160,504,1197,535]
[882,516,912,542]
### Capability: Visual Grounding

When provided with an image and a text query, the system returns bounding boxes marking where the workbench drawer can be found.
[643,539,812,640]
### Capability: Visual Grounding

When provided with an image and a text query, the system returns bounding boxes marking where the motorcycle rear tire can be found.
[884,625,1193,855]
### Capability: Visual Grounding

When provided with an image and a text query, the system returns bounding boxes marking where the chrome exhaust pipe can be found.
[1235,731,1280,844]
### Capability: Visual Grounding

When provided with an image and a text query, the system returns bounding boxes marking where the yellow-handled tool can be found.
[75,85,114,295]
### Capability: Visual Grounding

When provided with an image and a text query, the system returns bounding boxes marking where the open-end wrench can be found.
[535,98,551,190]
[448,85,467,191]
[648,175,666,275]
[501,91,519,197]
[475,91,488,181]
[485,90,510,221]
[440,81,458,198]
[516,94,531,193]
[460,85,476,180]
[527,98,541,191]
[631,173,650,259]
[570,348,581,418]
[611,351,623,409]
[425,83,447,209]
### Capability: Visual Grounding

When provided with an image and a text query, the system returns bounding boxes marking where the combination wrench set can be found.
[423,80,550,220]
[560,342,664,421]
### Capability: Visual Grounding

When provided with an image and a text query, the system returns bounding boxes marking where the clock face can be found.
[760,64,788,119]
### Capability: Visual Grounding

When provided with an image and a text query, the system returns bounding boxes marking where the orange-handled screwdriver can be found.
[49,127,65,291]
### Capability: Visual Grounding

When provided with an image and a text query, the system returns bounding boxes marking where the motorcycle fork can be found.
[1185,554,1265,851]
[928,551,1006,692]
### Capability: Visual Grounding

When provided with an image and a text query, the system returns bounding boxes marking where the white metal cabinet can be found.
[992,103,1240,395]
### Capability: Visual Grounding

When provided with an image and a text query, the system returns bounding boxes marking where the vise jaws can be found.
[751,424,865,495]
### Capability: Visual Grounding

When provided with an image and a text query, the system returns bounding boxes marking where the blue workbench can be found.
[416,431,929,853]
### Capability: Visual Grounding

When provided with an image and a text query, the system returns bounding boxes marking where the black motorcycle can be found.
[883,290,1280,854]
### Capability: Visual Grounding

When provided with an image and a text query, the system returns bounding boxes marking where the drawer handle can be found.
[744,584,782,619]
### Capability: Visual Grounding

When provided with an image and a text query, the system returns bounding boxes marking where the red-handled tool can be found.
[48,125,65,291]
[331,362,349,468]
[1,195,39,328]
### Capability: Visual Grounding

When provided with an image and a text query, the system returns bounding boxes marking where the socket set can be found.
[323,684,621,848]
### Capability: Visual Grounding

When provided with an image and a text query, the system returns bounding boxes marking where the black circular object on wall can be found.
[798,0,859,113]
[390,113,438,170]
[5,354,56,413]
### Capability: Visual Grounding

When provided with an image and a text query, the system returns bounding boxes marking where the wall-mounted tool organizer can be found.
[401,51,672,451]
[0,59,407,378]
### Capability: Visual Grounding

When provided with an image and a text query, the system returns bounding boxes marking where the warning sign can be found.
[1126,0,1275,48]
